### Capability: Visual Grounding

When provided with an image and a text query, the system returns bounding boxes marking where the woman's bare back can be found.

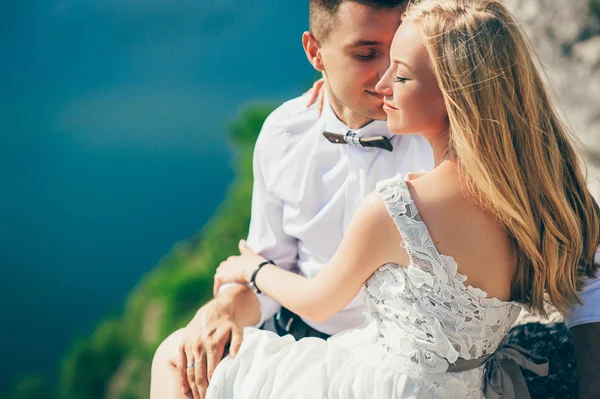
[404,163,516,301]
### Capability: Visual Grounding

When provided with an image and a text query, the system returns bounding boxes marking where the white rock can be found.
[500,1,600,325]
[573,36,600,67]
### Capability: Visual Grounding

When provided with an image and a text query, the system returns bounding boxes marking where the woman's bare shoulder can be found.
[405,166,464,209]
[347,190,410,267]
[358,189,396,225]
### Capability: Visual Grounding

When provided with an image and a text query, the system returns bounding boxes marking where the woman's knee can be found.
[153,328,185,370]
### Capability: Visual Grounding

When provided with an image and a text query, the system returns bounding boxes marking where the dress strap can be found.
[376,174,448,281]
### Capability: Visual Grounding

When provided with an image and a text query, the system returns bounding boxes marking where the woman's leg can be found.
[150,328,191,399]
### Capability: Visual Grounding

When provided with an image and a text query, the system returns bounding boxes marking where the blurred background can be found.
[0,0,314,397]
[0,0,598,398]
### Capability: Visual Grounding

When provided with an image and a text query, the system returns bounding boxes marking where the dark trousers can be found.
[261,307,331,341]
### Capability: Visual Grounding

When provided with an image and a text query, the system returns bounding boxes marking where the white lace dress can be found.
[206,174,522,399]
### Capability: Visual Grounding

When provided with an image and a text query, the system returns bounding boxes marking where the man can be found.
[566,278,600,398]
[150,1,600,398]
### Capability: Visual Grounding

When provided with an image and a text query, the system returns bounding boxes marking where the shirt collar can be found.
[321,92,392,139]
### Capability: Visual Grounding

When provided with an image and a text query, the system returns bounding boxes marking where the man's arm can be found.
[218,116,299,326]
[570,323,600,399]
[565,252,600,399]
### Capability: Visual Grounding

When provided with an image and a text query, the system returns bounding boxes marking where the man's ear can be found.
[302,31,325,72]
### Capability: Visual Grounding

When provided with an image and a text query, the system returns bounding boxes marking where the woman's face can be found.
[375,20,448,138]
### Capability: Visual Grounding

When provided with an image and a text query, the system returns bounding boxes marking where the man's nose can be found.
[377,62,391,80]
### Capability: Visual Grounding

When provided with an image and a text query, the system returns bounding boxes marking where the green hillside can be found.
[2,104,276,399]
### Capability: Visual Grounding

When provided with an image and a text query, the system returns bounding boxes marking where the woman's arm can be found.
[214,191,408,322]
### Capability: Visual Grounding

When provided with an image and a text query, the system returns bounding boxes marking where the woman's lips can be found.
[383,101,398,111]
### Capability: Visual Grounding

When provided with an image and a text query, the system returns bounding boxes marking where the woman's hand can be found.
[213,240,267,297]
[304,78,326,115]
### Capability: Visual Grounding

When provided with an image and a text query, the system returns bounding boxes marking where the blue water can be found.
[0,0,313,388]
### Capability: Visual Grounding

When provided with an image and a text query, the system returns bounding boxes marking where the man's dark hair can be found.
[309,0,407,41]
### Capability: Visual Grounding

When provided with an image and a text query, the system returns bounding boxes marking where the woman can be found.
[206,0,600,397]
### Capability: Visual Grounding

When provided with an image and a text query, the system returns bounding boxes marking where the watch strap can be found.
[250,260,275,294]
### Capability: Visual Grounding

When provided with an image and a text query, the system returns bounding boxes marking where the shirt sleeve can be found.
[565,252,600,329]
[219,114,298,328]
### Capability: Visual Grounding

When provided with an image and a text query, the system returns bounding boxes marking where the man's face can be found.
[318,3,401,121]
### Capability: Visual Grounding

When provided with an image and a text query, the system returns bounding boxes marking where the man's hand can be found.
[178,285,259,399]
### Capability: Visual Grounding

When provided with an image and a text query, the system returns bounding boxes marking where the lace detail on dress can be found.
[362,174,522,397]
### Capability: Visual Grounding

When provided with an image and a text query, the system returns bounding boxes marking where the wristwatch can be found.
[250,260,275,294]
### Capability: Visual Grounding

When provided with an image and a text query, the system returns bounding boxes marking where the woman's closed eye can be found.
[393,76,409,83]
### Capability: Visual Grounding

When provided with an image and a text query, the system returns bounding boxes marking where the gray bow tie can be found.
[323,131,393,152]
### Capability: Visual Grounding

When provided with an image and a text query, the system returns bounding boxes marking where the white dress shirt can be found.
[565,251,600,329]
[223,93,600,335]
[241,93,434,335]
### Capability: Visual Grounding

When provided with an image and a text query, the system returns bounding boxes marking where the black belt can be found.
[271,307,331,341]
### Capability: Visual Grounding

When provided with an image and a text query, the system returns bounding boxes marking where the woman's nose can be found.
[376,72,392,97]
[377,62,390,81]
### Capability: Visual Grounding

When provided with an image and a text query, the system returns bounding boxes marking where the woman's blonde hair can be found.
[403,0,600,315]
